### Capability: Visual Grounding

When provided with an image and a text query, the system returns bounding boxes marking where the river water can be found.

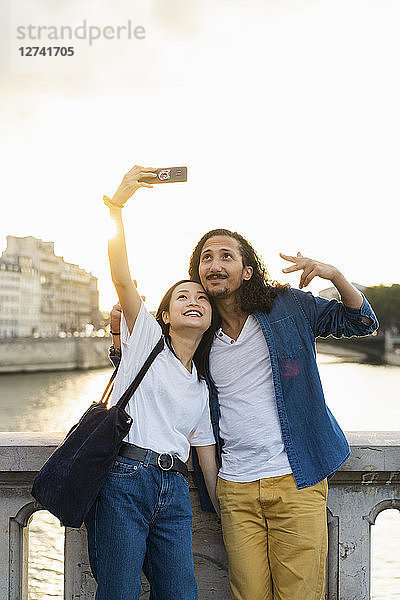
[0,355,399,599]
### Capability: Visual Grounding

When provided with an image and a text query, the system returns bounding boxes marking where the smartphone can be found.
[140,166,187,184]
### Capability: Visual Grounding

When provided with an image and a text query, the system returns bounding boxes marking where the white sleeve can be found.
[190,399,215,447]
[120,302,162,368]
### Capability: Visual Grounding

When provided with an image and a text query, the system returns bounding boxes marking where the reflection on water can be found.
[372,510,400,600]
[0,367,113,434]
[28,512,64,600]
[0,357,399,599]
[317,354,400,432]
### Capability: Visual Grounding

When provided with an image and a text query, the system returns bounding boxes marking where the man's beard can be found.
[205,284,231,298]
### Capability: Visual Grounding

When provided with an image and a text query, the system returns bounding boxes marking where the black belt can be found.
[119,442,188,477]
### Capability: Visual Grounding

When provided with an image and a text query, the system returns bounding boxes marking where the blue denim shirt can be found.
[192,288,379,512]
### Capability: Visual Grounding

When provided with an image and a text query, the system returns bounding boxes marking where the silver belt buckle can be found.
[157,452,174,471]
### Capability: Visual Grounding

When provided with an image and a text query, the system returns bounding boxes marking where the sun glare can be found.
[107,219,118,240]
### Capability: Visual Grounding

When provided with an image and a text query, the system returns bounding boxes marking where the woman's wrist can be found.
[103,195,123,210]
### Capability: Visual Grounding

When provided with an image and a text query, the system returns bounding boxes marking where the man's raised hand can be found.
[280,252,339,289]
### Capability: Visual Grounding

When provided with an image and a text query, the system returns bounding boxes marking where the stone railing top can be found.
[0,432,64,472]
[0,431,399,473]
[0,432,64,446]
[337,431,400,474]
[344,431,400,446]
[1,431,399,446]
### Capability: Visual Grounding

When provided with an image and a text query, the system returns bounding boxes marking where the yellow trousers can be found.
[216,473,328,600]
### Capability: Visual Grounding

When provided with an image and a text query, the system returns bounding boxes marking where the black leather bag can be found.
[31,337,164,528]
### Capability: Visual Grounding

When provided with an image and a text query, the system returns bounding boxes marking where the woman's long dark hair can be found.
[155,280,218,379]
[189,229,288,314]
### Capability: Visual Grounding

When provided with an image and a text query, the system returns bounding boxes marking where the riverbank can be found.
[0,337,111,373]
[316,334,400,366]
[1,335,398,374]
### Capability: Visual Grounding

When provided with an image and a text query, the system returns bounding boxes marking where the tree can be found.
[363,284,400,332]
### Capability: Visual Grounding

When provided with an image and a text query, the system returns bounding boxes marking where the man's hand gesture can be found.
[280,252,339,289]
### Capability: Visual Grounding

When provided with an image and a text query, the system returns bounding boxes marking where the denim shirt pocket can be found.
[270,316,303,359]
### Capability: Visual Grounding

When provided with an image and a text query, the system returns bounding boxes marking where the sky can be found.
[1,0,399,311]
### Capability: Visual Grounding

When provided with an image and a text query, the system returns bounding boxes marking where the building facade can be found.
[0,236,101,337]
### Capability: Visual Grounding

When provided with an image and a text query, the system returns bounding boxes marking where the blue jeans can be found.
[84,453,198,600]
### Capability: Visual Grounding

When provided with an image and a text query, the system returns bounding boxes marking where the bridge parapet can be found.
[0,431,399,599]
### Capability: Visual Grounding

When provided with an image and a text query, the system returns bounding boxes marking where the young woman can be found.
[84,164,219,600]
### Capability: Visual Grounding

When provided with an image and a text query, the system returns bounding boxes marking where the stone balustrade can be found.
[0,431,399,599]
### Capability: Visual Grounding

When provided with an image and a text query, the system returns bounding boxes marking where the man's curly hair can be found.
[189,229,288,314]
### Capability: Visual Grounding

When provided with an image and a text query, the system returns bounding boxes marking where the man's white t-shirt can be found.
[209,315,292,482]
[110,303,215,463]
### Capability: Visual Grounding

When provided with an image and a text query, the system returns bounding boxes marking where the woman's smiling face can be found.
[162,281,212,334]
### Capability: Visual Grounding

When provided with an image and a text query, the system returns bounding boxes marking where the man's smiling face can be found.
[198,235,253,299]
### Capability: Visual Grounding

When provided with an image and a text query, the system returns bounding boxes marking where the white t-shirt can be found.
[209,315,292,482]
[110,303,215,463]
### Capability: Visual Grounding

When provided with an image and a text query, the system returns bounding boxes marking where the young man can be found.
[188,229,378,600]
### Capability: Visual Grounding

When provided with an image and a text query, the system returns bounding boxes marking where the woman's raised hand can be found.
[107,165,157,208]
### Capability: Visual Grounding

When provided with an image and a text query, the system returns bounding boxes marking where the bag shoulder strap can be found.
[99,366,118,405]
[115,337,164,410]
